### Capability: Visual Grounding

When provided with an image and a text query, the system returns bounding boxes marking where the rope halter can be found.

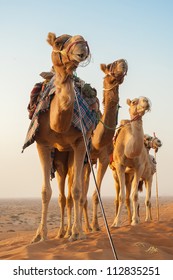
[104,59,128,91]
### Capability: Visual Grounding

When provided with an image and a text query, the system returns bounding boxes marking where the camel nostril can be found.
[78,53,84,58]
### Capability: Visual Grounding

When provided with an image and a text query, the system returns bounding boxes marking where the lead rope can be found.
[74,88,118,260]
[153,132,160,221]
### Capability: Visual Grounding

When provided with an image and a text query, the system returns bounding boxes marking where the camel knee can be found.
[41,187,52,203]
[145,200,151,208]
[92,192,99,204]
[126,198,130,206]
[119,195,125,204]
[66,195,73,208]
[58,194,66,208]
[132,193,138,202]
[71,188,81,201]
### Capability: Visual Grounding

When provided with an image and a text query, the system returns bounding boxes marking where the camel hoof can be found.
[92,224,101,232]
[111,223,119,228]
[31,235,48,244]
[131,220,139,226]
[68,234,79,242]
[84,226,92,233]
[68,232,86,242]
[57,229,66,238]
[64,229,72,239]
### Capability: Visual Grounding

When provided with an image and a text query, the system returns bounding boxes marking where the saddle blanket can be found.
[22,77,97,152]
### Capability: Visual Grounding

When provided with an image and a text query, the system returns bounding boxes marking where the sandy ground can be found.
[0,197,173,260]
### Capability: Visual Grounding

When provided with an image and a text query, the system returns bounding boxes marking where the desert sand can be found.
[0,196,172,260]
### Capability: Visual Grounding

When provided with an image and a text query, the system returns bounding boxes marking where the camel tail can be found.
[138,180,144,192]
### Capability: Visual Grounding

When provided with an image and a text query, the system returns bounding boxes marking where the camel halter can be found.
[103,60,128,91]
[53,38,90,65]
[74,87,118,260]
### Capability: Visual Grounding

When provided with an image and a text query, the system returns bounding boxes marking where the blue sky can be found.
[0,0,173,199]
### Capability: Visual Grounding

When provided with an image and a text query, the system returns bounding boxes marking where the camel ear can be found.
[100,64,107,73]
[47,32,56,46]
[126,98,131,105]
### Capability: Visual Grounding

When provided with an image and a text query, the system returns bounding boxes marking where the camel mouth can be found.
[66,39,90,65]
[138,97,151,112]
[109,59,128,82]
[116,59,128,75]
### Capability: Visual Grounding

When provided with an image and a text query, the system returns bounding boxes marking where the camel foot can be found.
[84,225,92,233]
[111,222,119,228]
[68,232,86,242]
[64,228,72,239]
[56,228,66,238]
[91,221,101,232]
[31,234,48,244]
[131,219,139,226]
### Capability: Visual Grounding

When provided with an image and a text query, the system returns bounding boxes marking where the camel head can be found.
[47,32,90,74]
[144,134,162,152]
[127,97,151,119]
[100,59,128,86]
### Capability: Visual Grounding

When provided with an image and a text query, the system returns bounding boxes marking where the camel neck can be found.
[91,84,119,150]
[125,119,144,158]
[49,71,75,133]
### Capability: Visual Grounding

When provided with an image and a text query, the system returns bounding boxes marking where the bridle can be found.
[103,60,128,91]
[145,136,162,151]
[52,37,90,66]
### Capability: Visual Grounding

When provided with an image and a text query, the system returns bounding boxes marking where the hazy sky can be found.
[0,0,173,199]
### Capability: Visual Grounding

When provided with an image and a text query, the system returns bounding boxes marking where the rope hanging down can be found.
[74,89,118,260]
[153,132,160,221]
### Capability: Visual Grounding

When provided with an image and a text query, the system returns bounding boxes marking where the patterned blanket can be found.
[22,77,98,152]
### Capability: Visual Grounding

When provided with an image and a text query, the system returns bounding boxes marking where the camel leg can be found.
[91,156,109,231]
[111,164,126,227]
[111,170,120,227]
[69,141,87,241]
[56,172,66,238]
[31,144,52,243]
[125,173,133,224]
[145,178,153,221]
[53,150,68,238]
[131,172,141,225]
[82,163,92,233]
[65,155,74,238]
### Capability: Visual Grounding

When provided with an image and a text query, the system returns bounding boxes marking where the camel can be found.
[26,32,94,242]
[110,134,162,225]
[111,97,151,227]
[144,134,162,152]
[53,59,128,237]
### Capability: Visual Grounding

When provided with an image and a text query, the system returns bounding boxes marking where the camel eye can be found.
[55,41,60,47]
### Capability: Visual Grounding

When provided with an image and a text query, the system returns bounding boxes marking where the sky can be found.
[0,0,173,199]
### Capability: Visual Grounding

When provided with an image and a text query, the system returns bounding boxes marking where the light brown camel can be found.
[110,134,162,225]
[54,59,128,237]
[144,134,162,152]
[31,32,92,242]
[111,97,151,227]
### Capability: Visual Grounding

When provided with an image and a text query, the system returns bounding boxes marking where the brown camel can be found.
[111,97,151,227]
[110,134,162,225]
[144,134,162,152]
[28,32,93,242]
[54,59,128,237]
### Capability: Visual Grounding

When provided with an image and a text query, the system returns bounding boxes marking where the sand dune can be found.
[0,197,173,260]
